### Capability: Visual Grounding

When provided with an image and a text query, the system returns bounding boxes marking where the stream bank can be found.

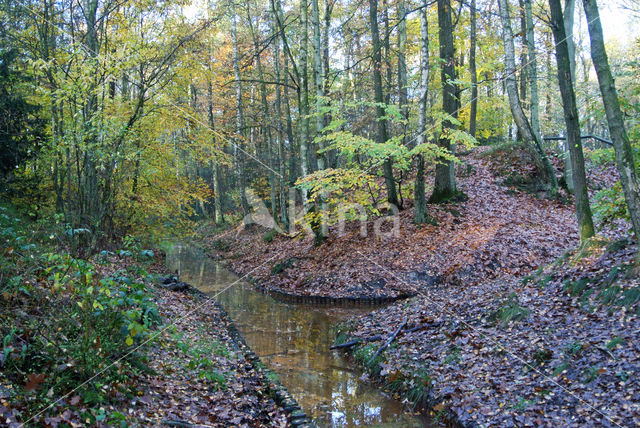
[168,245,432,427]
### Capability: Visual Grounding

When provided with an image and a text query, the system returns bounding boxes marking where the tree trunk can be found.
[582,0,640,241]
[497,0,557,190]
[247,7,278,220]
[549,0,594,241]
[563,0,577,192]
[368,0,399,207]
[311,0,326,170]
[469,0,478,138]
[283,48,297,185]
[524,0,541,139]
[272,19,289,228]
[299,0,311,204]
[564,0,577,83]
[231,13,250,217]
[397,0,408,127]
[207,81,224,225]
[414,4,430,223]
[517,0,528,143]
[430,0,457,203]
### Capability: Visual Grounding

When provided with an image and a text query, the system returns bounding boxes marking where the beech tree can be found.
[549,0,595,241]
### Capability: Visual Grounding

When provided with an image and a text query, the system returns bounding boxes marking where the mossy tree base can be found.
[428,189,468,204]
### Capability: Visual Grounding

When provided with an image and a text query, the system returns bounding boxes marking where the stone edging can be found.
[184,285,312,427]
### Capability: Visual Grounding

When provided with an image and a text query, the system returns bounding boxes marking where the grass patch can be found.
[564,278,591,297]
[444,346,461,365]
[262,229,278,243]
[211,239,231,252]
[489,293,530,325]
[406,367,432,409]
[606,337,624,350]
[271,257,295,275]
[353,343,384,375]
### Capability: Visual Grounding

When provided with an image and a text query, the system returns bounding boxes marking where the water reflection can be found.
[167,245,431,427]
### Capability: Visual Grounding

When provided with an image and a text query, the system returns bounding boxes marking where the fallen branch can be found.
[162,420,195,427]
[329,321,439,350]
[329,335,383,350]
[367,318,408,366]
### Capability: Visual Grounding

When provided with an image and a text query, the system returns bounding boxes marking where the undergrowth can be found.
[0,202,163,424]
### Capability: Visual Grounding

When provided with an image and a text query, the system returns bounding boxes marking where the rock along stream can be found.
[167,245,432,427]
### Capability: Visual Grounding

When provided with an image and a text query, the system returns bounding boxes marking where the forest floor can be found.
[205,145,639,426]
[0,204,289,427]
[118,267,289,427]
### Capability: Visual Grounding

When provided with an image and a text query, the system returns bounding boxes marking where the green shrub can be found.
[593,183,629,229]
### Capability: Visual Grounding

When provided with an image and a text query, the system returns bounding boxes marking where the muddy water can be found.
[166,245,431,427]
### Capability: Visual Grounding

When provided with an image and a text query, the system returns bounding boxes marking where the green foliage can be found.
[489,293,530,325]
[296,102,476,233]
[262,229,278,243]
[271,257,295,275]
[564,278,591,297]
[0,48,45,181]
[405,367,432,409]
[592,183,629,229]
[353,343,384,375]
[606,337,624,350]
[211,238,231,252]
[564,341,584,357]
[443,346,461,365]
[0,205,162,420]
[510,397,535,411]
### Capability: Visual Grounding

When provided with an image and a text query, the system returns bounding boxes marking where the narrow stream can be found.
[166,245,431,427]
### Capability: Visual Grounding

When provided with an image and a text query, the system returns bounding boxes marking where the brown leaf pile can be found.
[207,148,578,299]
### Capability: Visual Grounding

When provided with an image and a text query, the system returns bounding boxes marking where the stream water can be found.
[166,245,431,427]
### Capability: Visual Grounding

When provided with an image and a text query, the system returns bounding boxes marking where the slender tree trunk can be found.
[497,0,557,190]
[430,0,457,202]
[564,0,577,83]
[283,49,297,185]
[563,0,577,191]
[368,0,399,207]
[517,0,528,142]
[311,0,326,170]
[397,0,408,133]
[323,0,336,167]
[272,20,288,228]
[415,4,430,223]
[247,7,277,220]
[207,81,224,224]
[231,13,250,217]
[299,0,311,203]
[524,0,541,139]
[82,0,101,234]
[469,0,478,138]
[582,0,640,241]
[549,0,594,241]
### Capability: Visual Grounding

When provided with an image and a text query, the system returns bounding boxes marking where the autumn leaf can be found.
[25,373,45,392]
